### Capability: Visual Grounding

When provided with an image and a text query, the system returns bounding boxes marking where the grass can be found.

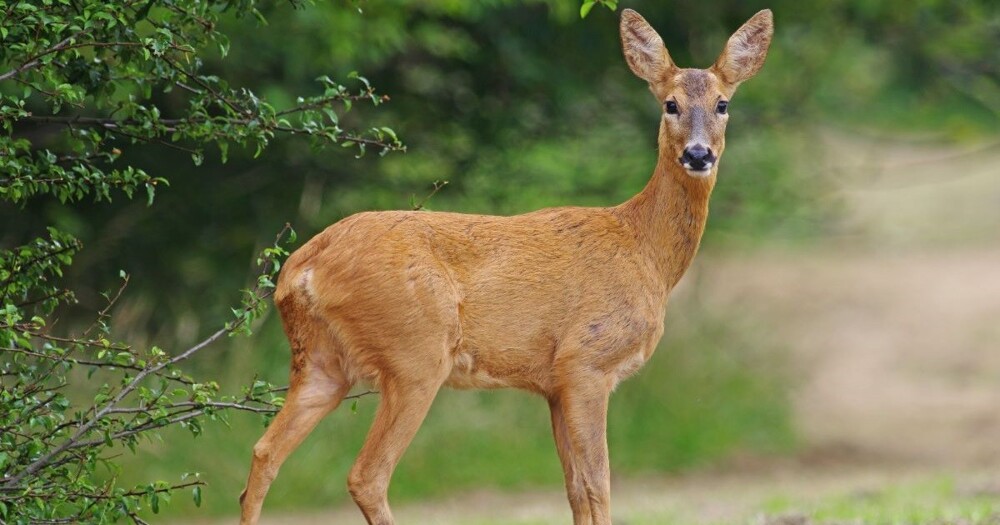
[457,475,1000,525]
[116,299,794,519]
[757,477,1000,525]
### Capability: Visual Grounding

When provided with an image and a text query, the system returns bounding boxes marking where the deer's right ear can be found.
[620,9,673,84]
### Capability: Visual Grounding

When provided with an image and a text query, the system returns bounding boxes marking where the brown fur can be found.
[239,8,773,525]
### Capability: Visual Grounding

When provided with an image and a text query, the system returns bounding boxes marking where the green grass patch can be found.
[758,476,1000,525]
[610,309,795,473]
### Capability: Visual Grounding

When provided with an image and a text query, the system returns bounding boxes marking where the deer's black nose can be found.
[680,145,715,171]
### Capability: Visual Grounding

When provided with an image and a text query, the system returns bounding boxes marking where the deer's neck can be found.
[618,150,715,291]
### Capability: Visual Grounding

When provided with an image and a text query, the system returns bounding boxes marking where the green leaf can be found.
[192,486,202,507]
[580,1,596,18]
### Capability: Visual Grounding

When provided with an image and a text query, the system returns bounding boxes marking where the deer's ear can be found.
[620,9,674,84]
[713,9,773,86]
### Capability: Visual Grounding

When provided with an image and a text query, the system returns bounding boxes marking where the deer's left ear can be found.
[713,9,773,86]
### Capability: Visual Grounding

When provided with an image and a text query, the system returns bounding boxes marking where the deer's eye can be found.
[716,100,729,114]
[665,100,679,115]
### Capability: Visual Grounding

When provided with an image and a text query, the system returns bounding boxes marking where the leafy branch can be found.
[0,225,313,522]
[0,0,405,207]
[0,1,403,522]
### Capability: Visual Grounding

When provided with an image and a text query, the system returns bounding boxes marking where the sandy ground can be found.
[775,131,1000,467]
[696,247,1000,468]
[214,132,1000,524]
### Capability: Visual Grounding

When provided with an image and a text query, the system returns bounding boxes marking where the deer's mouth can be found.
[678,157,716,175]
[681,160,714,171]
[679,145,717,174]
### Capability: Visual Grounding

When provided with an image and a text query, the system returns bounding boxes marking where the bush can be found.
[0,1,400,522]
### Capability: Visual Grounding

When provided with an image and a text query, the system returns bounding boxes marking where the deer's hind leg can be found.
[239,302,353,525]
[347,367,446,525]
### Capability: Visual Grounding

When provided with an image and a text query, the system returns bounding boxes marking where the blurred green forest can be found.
[2,0,998,518]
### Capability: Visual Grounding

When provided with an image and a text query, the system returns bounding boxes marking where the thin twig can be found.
[82,273,130,338]
[14,289,73,308]
[412,180,449,211]
[274,90,386,116]
[4,325,132,351]
[160,54,245,116]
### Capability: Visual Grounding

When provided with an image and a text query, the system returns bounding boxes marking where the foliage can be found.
[0,0,402,201]
[0,0,403,522]
[0,227,290,523]
[579,0,618,19]
[757,476,1000,525]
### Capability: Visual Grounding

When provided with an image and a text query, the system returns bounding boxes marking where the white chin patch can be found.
[682,162,714,177]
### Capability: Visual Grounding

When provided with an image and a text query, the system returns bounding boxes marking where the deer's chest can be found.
[581,307,665,385]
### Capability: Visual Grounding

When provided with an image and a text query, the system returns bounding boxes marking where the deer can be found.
[239,7,773,525]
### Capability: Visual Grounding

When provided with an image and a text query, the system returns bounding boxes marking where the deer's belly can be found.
[443,348,552,393]
[444,353,512,389]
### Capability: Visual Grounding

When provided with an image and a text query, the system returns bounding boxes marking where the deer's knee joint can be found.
[251,442,271,463]
[250,443,281,483]
[347,467,387,505]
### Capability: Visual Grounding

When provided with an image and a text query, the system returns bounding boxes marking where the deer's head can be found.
[620,9,773,178]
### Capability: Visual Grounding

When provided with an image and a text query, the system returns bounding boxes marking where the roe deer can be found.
[240,8,773,525]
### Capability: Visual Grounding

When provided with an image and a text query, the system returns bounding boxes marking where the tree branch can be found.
[0,31,87,83]
[1,227,291,489]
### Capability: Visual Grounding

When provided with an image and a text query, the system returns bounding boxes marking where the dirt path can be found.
[674,130,1000,470]
[751,131,1000,467]
[686,247,1000,468]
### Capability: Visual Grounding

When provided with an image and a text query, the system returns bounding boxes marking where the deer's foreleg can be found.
[557,377,612,525]
[549,398,595,525]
